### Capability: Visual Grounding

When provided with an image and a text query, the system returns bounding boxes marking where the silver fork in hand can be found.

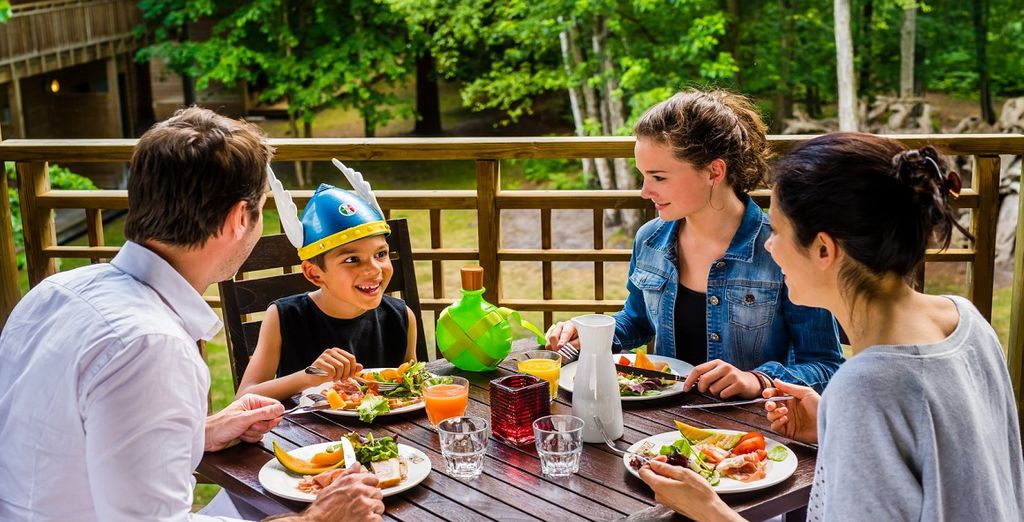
[305,366,400,392]
[555,341,581,364]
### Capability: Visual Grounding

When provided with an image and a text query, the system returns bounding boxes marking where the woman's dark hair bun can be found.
[890,146,968,251]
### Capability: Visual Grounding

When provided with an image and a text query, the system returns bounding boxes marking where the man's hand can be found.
[682,359,762,399]
[205,393,284,452]
[301,464,384,522]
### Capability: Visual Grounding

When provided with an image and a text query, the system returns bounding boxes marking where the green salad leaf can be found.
[767,445,788,462]
[346,433,400,468]
[356,394,391,422]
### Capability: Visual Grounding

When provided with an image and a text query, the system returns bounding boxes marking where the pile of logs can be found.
[781,96,1022,266]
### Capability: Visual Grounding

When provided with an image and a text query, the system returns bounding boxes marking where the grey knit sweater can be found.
[807,296,1024,521]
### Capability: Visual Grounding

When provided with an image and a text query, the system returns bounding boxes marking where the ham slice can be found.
[715,451,768,482]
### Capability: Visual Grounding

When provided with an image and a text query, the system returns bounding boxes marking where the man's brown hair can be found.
[125,106,273,248]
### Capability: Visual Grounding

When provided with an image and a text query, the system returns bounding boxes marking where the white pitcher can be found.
[570,314,623,443]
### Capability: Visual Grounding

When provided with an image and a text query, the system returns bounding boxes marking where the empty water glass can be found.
[533,415,584,478]
[436,416,489,480]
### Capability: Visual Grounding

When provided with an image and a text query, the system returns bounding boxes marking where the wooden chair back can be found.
[218,218,428,390]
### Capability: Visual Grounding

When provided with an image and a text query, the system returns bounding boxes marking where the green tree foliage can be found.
[137,0,415,137]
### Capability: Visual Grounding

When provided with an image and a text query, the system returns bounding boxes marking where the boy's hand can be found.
[311,348,363,381]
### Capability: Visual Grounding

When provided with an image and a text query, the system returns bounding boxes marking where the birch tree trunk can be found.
[834,0,859,131]
[558,17,594,186]
[591,17,621,226]
[594,16,640,232]
[900,5,916,99]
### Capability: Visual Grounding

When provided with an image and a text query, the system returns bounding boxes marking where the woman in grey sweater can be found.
[638,133,1024,521]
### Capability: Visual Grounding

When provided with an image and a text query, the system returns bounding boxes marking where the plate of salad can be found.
[623,420,798,494]
[299,361,440,422]
[558,350,694,401]
[260,432,431,502]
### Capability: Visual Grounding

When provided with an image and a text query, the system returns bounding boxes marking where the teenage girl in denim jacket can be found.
[546,90,844,399]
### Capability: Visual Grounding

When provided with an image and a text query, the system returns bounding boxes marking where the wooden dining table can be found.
[199,344,816,521]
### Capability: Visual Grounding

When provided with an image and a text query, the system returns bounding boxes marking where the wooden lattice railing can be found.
[0,134,1022,415]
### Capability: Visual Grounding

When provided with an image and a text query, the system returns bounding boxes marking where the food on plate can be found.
[628,420,789,485]
[319,360,436,422]
[296,432,407,494]
[272,441,346,476]
[616,349,675,397]
[629,348,670,372]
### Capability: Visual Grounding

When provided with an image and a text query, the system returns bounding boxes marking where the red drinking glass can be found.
[489,374,550,445]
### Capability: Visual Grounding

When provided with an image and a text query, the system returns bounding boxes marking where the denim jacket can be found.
[613,195,844,392]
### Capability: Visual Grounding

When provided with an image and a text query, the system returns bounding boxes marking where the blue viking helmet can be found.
[297,183,390,260]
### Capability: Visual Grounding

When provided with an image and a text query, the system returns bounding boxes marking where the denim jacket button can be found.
[715,260,726,269]
[709,296,720,305]
[710,332,721,342]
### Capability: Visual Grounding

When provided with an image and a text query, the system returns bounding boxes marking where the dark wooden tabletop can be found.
[199,347,816,522]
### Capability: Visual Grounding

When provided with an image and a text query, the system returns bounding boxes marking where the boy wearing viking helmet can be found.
[236,161,417,401]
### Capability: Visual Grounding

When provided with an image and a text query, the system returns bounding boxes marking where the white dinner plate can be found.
[259,441,431,502]
[558,353,694,401]
[623,429,798,494]
[300,368,426,418]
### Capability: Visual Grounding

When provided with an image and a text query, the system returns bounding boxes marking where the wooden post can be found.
[541,208,553,329]
[1009,166,1024,432]
[476,160,500,305]
[86,208,104,264]
[967,156,999,320]
[0,127,23,325]
[18,162,57,286]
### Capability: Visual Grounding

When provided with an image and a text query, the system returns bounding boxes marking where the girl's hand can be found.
[311,347,362,382]
[638,458,742,522]
[764,379,819,444]
[544,321,579,351]
[682,359,762,399]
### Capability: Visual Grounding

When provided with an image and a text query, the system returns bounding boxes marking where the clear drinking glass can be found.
[515,350,561,401]
[532,415,584,477]
[436,416,489,480]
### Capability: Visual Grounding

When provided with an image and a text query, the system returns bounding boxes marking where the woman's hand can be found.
[544,321,579,351]
[638,458,744,522]
[764,379,819,444]
[311,347,362,382]
[682,359,762,399]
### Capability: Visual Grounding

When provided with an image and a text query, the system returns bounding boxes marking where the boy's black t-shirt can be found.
[274,293,409,376]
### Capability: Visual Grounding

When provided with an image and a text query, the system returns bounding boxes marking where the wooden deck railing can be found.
[1,134,1022,412]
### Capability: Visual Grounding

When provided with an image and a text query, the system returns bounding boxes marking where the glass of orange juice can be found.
[516,350,561,401]
[423,376,470,427]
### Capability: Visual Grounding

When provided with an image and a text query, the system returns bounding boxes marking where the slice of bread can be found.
[371,457,407,488]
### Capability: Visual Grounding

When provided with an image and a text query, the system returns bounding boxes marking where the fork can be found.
[592,415,654,466]
[304,366,400,392]
[556,341,581,364]
[280,400,331,416]
[354,376,400,393]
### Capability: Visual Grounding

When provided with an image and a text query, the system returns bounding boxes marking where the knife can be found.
[614,364,685,382]
[677,395,794,409]
[340,436,360,471]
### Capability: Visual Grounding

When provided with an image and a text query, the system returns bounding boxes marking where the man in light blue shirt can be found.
[0,107,385,522]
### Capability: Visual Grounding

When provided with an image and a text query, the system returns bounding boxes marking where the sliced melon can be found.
[700,432,743,450]
[273,441,346,475]
[309,443,346,466]
[633,349,656,370]
[674,419,716,442]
